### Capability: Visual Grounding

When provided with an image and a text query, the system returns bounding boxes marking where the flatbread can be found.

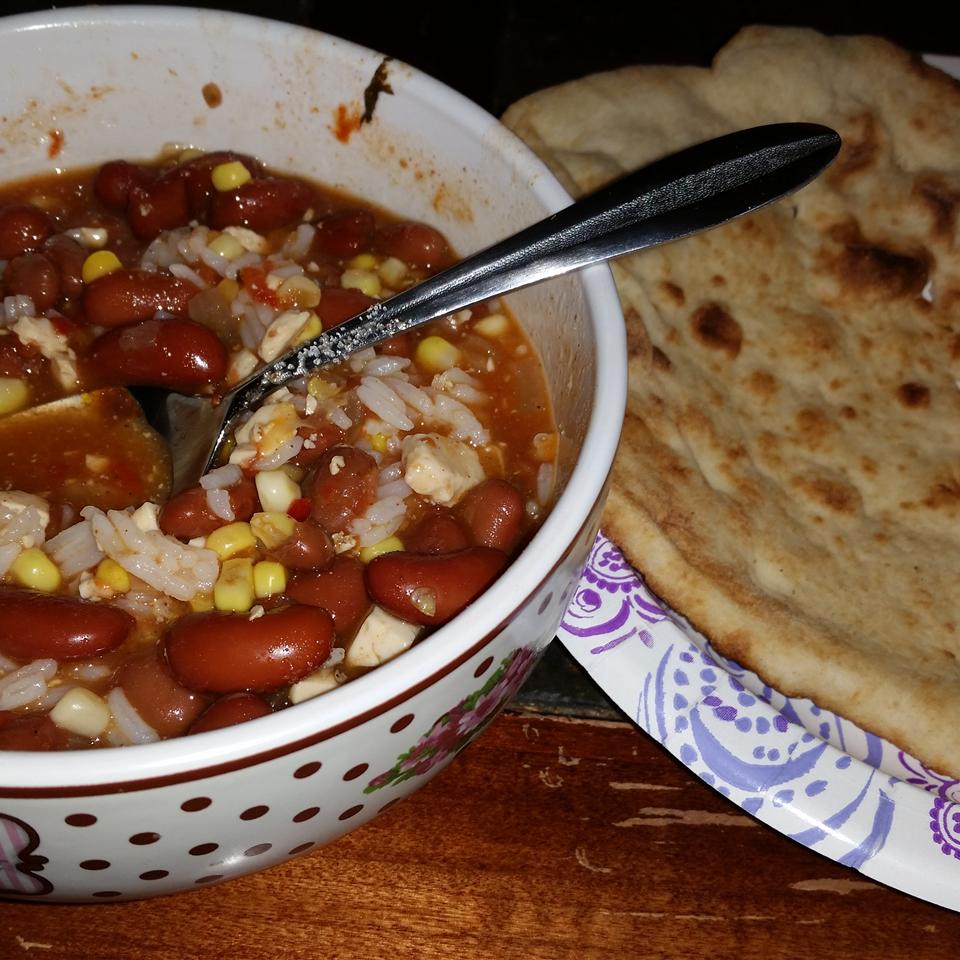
[503,26,960,777]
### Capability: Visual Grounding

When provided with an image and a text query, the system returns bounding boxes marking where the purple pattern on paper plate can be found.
[557,532,960,911]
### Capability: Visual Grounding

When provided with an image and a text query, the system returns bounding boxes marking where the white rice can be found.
[72,662,114,682]
[0,542,19,578]
[390,378,434,416]
[431,394,489,446]
[362,356,410,377]
[199,463,243,490]
[168,262,207,288]
[328,406,353,430]
[537,462,554,505]
[252,433,304,471]
[205,487,234,521]
[225,250,261,279]
[376,477,411,500]
[44,520,104,578]
[106,688,159,745]
[269,262,304,280]
[0,659,56,710]
[84,507,218,602]
[34,683,72,711]
[283,223,316,260]
[3,294,36,324]
[113,583,184,623]
[357,376,414,431]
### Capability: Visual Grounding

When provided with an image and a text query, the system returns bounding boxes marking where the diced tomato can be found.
[287,497,311,521]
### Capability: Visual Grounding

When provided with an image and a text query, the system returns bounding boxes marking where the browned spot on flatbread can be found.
[690,302,742,358]
[923,474,960,509]
[793,407,834,449]
[711,274,726,287]
[744,370,778,399]
[840,405,857,420]
[913,175,960,236]
[659,281,685,306]
[651,346,672,372]
[791,471,861,514]
[827,112,880,184]
[826,222,930,299]
[623,305,651,359]
[897,382,931,408]
[860,457,877,476]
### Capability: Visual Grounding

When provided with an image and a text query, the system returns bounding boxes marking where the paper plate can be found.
[557,532,960,911]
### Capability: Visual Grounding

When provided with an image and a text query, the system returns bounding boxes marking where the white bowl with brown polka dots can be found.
[0,6,625,901]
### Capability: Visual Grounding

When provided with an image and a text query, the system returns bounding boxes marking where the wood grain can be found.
[2,713,959,959]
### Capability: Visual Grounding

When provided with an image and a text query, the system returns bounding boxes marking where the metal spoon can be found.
[140,122,841,491]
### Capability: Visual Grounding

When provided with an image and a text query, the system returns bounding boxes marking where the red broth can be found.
[0,149,557,749]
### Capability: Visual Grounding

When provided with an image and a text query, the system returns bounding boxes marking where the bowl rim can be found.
[0,4,627,790]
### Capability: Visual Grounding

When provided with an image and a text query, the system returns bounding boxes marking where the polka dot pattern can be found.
[293,761,321,779]
[129,832,160,845]
[65,813,97,827]
[338,804,364,821]
[240,805,269,821]
[473,657,494,678]
[537,592,553,615]
[139,870,169,881]
[293,807,320,823]
[194,875,223,885]
[289,842,315,856]
[79,860,110,871]
[93,891,121,898]
[342,763,369,781]
[181,797,212,812]
[390,714,414,733]
[244,843,272,857]
[189,843,219,856]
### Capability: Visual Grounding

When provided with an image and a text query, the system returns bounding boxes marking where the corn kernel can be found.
[178,147,205,163]
[9,548,61,592]
[292,312,322,347]
[50,688,111,738]
[254,560,287,598]
[208,232,246,261]
[81,250,122,284]
[307,376,339,400]
[348,253,377,270]
[359,535,404,564]
[473,313,510,338]
[278,275,322,309]
[250,511,296,549]
[369,432,388,454]
[94,558,130,594]
[214,558,255,612]
[340,268,381,298]
[255,469,301,514]
[0,377,29,416]
[217,276,240,303]
[190,592,215,612]
[378,256,407,288]
[211,160,252,192]
[415,335,461,374]
[205,521,256,560]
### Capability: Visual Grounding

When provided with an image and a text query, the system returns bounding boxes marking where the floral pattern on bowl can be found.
[557,531,960,913]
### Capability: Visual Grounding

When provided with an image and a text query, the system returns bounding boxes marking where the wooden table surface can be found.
[3,706,959,959]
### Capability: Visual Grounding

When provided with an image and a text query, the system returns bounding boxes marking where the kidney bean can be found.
[365,547,508,626]
[0,587,133,661]
[405,511,470,555]
[87,318,227,392]
[208,178,313,233]
[290,421,346,468]
[286,556,370,638]
[115,653,209,738]
[3,252,60,311]
[266,520,333,571]
[94,159,154,209]
[164,604,334,693]
[0,712,67,751]
[189,692,272,734]
[159,478,259,540]
[376,222,451,270]
[127,175,191,240]
[314,287,376,328]
[170,150,260,218]
[43,234,86,300]
[311,209,375,259]
[379,332,412,357]
[0,204,54,260]
[84,269,198,328]
[306,445,379,533]
[458,479,526,553]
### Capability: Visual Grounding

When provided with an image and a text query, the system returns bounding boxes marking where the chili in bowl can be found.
[0,5,625,901]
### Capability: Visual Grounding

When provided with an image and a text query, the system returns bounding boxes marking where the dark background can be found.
[4,2,960,117]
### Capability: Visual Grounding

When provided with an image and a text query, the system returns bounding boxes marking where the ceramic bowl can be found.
[0,5,626,902]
